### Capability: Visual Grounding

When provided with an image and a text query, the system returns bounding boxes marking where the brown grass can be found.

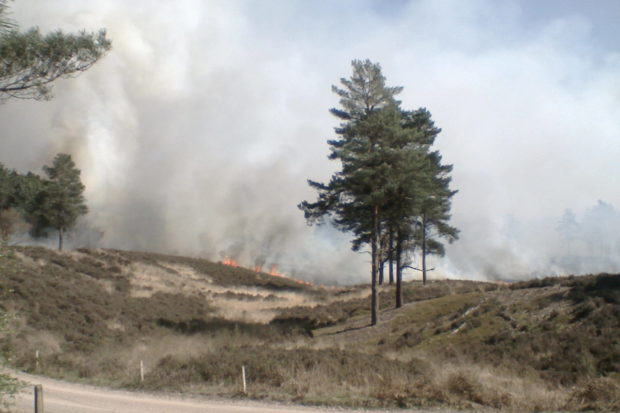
[2,246,619,411]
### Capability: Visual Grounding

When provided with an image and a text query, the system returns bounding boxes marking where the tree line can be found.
[0,153,88,250]
[0,0,105,256]
[299,60,459,325]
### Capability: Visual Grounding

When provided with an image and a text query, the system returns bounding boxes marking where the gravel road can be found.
[8,371,461,413]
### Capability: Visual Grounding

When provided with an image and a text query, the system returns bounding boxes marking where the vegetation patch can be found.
[1,246,619,411]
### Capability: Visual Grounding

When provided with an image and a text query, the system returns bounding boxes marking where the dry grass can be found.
[1,246,619,411]
[568,377,620,411]
[426,360,569,411]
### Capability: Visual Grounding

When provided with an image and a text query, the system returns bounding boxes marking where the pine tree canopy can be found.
[299,59,459,321]
[41,153,88,231]
[0,0,111,101]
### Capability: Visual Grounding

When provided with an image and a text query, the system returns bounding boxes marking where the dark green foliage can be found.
[0,0,111,101]
[11,171,47,238]
[0,0,14,34]
[0,164,20,242]
[300,60,458,319]
[567,273,620,304]
[0,164,13,210]
[34,154,88,250]
[300,60,410,324]
[511,273,620,305]
[0,155,88,247]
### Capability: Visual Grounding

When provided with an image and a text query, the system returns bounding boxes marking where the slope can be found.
[1,245,619,411]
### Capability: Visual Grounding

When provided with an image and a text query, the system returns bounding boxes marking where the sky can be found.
[2,0,620,283]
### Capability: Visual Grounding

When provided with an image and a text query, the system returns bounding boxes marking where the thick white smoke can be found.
[2,0,620,282]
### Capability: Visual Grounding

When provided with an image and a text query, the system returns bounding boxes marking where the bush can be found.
[0,309,23,411]
[568,377,620,411]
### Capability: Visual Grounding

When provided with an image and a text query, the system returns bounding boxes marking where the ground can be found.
[1,246,619,411]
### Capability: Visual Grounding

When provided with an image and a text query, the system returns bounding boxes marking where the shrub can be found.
[567,377,620,411]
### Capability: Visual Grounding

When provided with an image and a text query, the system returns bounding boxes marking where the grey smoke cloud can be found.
[2,0,620,282]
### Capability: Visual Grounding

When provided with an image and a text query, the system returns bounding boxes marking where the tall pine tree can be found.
[300,60,459,323]
[38,153,88,250]
[300,60,402,325]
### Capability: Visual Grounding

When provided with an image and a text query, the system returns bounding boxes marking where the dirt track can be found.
[9,371,458,413]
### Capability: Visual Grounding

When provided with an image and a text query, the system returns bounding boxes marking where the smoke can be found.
[1,0,620,282]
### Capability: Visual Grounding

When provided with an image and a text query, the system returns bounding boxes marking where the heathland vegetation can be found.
[1,2,619,411]
[0,0,109,406]
[0,246,618,411]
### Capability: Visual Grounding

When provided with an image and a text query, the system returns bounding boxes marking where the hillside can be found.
[1,246,619,411]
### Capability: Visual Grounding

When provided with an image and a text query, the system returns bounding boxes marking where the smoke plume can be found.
[2,0,620,282]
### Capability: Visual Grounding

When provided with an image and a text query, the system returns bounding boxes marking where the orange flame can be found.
[222,258,239,267]
[269,264,284,278]
[221,257,312,286]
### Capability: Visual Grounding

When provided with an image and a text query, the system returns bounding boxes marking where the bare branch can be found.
[403,265,436,272]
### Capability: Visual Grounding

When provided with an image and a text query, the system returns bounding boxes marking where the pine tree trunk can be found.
[58,226,64,251]
[370,206,379,326]
[378,228,386,285]
[422,216,427,285]
[388,231,394,285]
[395,232,403,308]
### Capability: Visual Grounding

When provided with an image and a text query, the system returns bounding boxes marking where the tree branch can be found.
[402,265,435,272]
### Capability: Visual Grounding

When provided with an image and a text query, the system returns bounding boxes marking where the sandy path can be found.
[8,371,459,413]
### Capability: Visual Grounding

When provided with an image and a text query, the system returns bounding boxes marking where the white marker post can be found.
[241,365,247,394]
[140,360,144,383]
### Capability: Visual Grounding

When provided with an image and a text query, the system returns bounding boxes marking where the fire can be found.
[222,258,239,267]
[269,264,284,278]
[221,257,312,286]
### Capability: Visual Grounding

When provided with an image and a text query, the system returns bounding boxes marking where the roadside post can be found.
[34,384,44,413]
[241,365,247,394]
[140,360,144,383]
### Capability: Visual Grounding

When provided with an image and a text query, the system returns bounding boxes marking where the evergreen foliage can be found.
[0,0,14,34]
[38,154,88,250]
[0,163,13,210]
[0,0,111,101]
[0,155,88,250]
[0,164,19,242]
[300,60,458,322]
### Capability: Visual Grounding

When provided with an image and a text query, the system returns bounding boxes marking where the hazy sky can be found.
[2,0,620,282]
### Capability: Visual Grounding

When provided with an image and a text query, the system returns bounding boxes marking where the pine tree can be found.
[0,164,13,210]
[0,0,111,101]
[300,60,459,322]
[0,164,14,242]
[38,154,88,250]
[300,60,403,325]
[399,109,458,286]
[415,150,459,284]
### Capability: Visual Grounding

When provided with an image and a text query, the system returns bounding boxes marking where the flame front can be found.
[221,257,312,286]
[222,258,239,267]
[269,264,285,278]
